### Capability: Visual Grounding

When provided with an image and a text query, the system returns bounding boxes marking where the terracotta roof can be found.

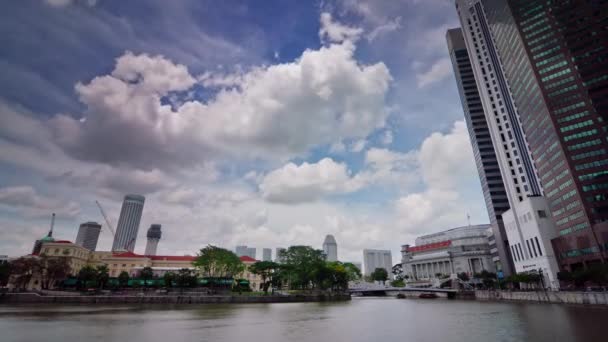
[239,256,257,262]
[54,240,73,244]
[406,240,451,253]
[112,251,146,258]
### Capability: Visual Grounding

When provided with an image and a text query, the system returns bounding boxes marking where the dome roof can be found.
[323,234,337,244]
[40,236,55,242]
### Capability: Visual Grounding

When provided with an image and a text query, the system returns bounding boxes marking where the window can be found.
[535,237,543,256]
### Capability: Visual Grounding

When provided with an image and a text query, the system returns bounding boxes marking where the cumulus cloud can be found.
[319,12,364,44]
[367,17,402,41]
[380,130,393,145]
[51,33,391,170]
[0,186,80,218]
[415,57,452,88]
[260,158,365,203]
[350,139,367,153]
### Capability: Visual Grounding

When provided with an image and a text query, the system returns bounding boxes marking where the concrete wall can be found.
[0,293,350,305]
[476,290,608,305]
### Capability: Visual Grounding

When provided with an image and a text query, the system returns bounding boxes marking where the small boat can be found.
[418,293,438,299]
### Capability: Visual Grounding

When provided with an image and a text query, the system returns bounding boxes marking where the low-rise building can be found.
[401,224,495,281]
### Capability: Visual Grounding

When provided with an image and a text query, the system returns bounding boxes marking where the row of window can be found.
[563,128,597,142]
[511,236,544,263]
[574,158,608,171]
[572,148,606,161]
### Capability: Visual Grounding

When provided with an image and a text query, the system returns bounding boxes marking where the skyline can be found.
[0,0,490,262]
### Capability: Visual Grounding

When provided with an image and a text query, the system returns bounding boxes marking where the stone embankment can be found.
[476,290,608,305]
[0,292,350,305]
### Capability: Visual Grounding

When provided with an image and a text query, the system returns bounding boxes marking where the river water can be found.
[1,298,608,342]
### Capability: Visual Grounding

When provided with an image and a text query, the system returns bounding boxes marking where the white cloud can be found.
[350,139,367,153]
[415,57,452,88]
[51,29,391,170]
[380,130,393,145]
[319,12,364,44]
[259,158,364,203]
[367,17,402,41]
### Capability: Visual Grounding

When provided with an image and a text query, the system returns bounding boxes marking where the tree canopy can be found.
[371,268,389,284]
[194,245,244,279]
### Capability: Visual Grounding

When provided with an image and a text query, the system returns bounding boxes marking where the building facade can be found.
[112,194,145,252]
[363,249,392,277]
[455,0,561,283]
[144,224,162,256]
[262,248,272,261]
[401,224,495,281]
[75,222,102,251]
[447,27,513,277]
[323,234,338,262]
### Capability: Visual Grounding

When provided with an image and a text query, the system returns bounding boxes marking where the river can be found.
[1,297,608,342]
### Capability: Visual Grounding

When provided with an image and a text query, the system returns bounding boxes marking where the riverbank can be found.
[476,290,608,305]
[0,292,351,305]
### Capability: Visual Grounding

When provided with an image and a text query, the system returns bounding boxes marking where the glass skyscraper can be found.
[112,194,145,252]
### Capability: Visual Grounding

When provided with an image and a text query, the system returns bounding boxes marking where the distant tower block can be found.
[145,224,162,256]
[75,222,102,251]
[323,234,338,262]
[112,194,145,252]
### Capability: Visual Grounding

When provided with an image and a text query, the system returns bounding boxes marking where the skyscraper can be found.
[246,247,256,259]
[455,0,561,287]
[446,28,513,277]
[75,221,102,251]
[363,249,392,277]
[145,224,162,256]
[112,194,145,252]
[262,248,272,261]
[456,0,608,273]
[235,245,248,257]
[322,234,338,262]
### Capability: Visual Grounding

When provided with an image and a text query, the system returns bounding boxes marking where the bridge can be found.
[348,287,465,299]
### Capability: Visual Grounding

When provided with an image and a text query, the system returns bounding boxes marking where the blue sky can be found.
[0,0,487,264]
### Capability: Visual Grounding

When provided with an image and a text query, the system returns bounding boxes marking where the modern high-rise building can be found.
[144,224,162,256]
[363,249,392,277]
[275,247,286,263]
[235,245,256,259]
[262,248,272,261]
[322,234,338,262]
[447,27,513,278]
[455,0,561,287]
[75,221,102,251]
[456,0,608,273]
[246,247,256,259]
[112,194,145,252]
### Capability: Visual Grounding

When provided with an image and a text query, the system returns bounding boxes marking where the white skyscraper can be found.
[322,235,338,262]
[112,194,145,252]
[144,224,162,256]
[363,249,392,277]
[455,0,560,288]
[236,245,256,260]
[262,248,272,261]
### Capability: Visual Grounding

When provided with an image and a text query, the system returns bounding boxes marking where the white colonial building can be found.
[401,224,495,281]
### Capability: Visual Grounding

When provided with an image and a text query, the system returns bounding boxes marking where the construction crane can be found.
[95,200,116,237]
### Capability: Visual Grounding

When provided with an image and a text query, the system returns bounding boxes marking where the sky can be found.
[0,0,489,264]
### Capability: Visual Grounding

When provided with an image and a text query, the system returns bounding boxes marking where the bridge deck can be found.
[349,287,457,293]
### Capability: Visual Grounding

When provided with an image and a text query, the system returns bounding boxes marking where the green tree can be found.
[457,272,470,282]
[323,262,349,292]
[249,261,280,294]
[139,267,154,288]
[392,263,404,281]
[8,257,41,290]
[343,262,362,281]
[194,245,245,282]
[78,265,98,289]
[279,246,326,290]
[163,272,176,288]
[371,268,389,285]
[390,279,406,287]
[176,268,197,288]
[96,265,110,290]
[42,257,71,289]
[0,262,10,287]
[118,271,130,288]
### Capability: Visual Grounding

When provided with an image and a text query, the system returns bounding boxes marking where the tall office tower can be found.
[235,245,248,257]
[246,247,256,259]
[275,247,286,263]
[262,248,272,261]
[144,224,162,256]
[111,194,145,252]
[75,221,102,251]
[363,249,392,278]
[455,0,561,288]
[478,0,608,272]
[447,28,513,278]
[322,234,338,262]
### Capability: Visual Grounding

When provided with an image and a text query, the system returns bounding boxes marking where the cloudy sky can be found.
[0,0,488,264]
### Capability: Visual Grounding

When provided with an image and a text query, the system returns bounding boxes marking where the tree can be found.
[249,261,280,294]
[392,264,404,281]
[390,279,405,287]
[0,262,9,287]
[176,268,197,288]
[371,268,389,285]
[163,272,176,288]
[42,257,71,289]
[457,272,470,282]
[139,267,154,288]
[279,246,327,290]
[78,265,98,289]
[118,271,130,288]
[96,265,110,290]
[343,262,362,281]
[194,245,245,283]
[9,257,42,290]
